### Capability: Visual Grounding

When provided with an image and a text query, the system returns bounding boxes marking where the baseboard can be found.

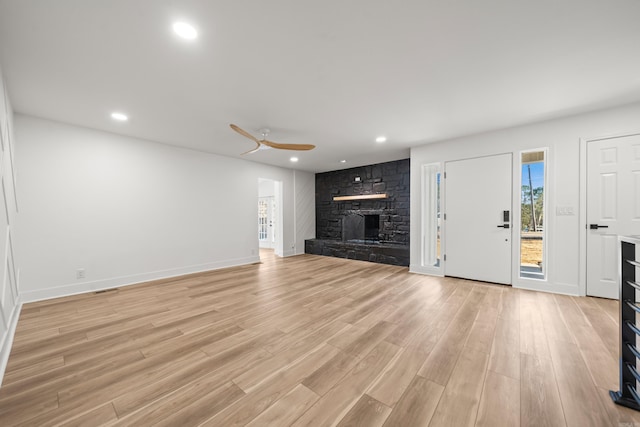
[20,255,260,304]
[409,265,579,296]
[283,248,302,257]
[0,296,22,386]
[409,264,444,276]
[513,280,580,296]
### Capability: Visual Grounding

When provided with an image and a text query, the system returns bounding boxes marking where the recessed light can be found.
[375,136,387,143]
[340,160,347,163]
[111,112,128,121]
[290,157,299,162]
[173,22,198,40]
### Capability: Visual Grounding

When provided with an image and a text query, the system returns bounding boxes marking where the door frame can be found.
[578,130,640,297]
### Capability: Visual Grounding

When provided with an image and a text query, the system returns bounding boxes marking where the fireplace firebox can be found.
[343,213,380,243]
[364,214,380,240]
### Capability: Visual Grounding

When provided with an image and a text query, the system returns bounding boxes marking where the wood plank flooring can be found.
[0,250,636,426]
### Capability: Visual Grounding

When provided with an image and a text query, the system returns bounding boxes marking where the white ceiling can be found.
[1,0,640,173]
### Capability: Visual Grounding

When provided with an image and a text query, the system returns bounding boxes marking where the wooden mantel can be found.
[332,194,388,201]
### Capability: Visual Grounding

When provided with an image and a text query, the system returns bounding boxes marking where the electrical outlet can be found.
[76,268,85,279]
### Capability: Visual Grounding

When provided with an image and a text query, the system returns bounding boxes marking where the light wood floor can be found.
[1,250,638,426]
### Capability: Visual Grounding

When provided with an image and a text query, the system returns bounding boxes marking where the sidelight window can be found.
[520,150,547,280]
[421,163,441,267]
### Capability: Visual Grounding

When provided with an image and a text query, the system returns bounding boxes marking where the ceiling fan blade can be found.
[241,142,262,155]
[230,124,259,143]
[261,140,315,151]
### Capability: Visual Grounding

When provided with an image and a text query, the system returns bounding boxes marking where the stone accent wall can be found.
[315,158,410,244]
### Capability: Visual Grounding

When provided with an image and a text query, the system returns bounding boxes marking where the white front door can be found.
[258,196,275,249]
[587,134,640,299]
[445,153,513,284]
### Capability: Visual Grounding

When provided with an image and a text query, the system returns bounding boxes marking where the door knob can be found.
[497,224,510,229]
[589,224,609,229]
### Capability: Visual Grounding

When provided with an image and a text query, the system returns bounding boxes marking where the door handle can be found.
[589,224,609,229]
[497,224,510,229]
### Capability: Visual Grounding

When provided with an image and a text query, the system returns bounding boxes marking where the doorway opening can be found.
[258,178,283,259]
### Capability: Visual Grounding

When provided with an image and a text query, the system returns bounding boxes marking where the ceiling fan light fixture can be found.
[229,124,316,155]
[173,22,198,40]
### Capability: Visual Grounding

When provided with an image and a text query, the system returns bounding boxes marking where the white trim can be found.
[579,137,588,296]
[20,256,260,304]
[0,296,21,386]
[5,228,17,301]
[579,130,640,297]
[409,264,444,276]
[0,300,5,331]
[514,280,579,296]
[282,249,297,257]
[274,180,284,257]
[1,179,8,228]
[293,171,297,254]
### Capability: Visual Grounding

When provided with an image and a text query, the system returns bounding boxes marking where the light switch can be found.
[556,206,575,216]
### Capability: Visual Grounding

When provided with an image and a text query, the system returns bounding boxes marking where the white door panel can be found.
[258,196,275,249]
[445,154,512,285]
[587,134,640,298]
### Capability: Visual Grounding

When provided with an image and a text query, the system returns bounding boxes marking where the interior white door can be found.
[587,134,640,299]
[258,196,275,249]
[445,153,512,284]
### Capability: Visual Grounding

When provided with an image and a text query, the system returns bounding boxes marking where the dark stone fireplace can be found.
[305,159,410,266]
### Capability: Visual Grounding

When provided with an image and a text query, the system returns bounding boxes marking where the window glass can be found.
[520,151,546,279]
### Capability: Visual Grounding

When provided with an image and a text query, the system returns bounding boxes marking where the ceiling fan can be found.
[230,124,315,155]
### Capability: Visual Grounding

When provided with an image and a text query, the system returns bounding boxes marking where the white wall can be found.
[14,115,315,302]
[294,170,315,256]
[258,179,275,198]
[0,66,20,382]
[411,101,640,295]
